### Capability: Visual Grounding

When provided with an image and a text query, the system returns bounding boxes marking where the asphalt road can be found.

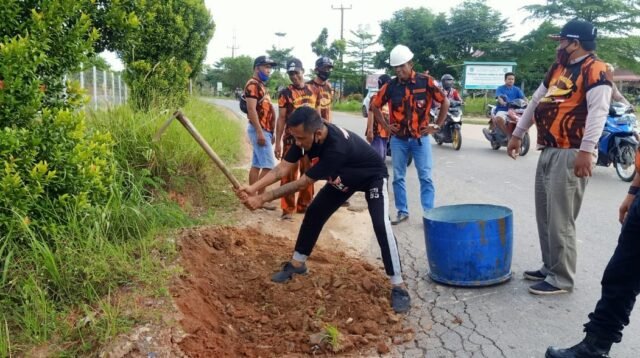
[211,98,639,358]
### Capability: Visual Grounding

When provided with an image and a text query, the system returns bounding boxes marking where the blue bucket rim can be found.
[423,203,513,222]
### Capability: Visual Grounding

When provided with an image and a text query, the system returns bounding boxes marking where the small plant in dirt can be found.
[323,324,341,352]
[314,306,326,320]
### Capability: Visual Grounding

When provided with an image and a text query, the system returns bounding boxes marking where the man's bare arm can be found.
[246,160,296,193]
[246,97,262,132]
[263,175,315,202]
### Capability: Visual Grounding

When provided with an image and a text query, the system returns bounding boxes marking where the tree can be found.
[523,0,640,35]
[266,45,294,71]
[214,55,254,91]
[523,0,640,74]
[0,0,115,238]
[513,22,561,93]
[443,0,509,62]
[375,8,448,72]
[103,0,215,111]
[311,28,346,61]
[346,26,376,92]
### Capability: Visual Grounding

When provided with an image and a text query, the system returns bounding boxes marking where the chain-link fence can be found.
[67,65,127,110]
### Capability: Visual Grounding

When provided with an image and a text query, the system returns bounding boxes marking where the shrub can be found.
[0,109,115,241]
[347,93,363,102]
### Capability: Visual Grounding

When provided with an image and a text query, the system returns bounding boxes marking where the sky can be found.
[102,0,546,72]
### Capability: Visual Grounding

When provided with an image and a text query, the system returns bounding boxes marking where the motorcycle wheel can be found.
[491,142,500,150]
[615,144,636,182]
[435,136,443,145]
[452,128,462,150]
[519,132,531,156]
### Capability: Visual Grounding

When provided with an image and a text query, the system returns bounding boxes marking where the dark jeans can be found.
[294,178,403,277]
[584,194,640,343]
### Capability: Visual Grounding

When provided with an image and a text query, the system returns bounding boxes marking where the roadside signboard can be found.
[366,74,382,90]
[463,62,516,90]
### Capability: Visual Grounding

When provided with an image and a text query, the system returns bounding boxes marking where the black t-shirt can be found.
[284,123,388,192]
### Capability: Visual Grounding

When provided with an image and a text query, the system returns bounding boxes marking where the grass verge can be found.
[0,98,243,356]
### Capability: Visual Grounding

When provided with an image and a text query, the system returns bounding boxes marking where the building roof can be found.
[613,69,640,82]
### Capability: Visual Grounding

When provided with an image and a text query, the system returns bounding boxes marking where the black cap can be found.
[286,58,304,72]
[550,19,597,41]
[377,74,392,89]
[315,56,334,69]
[254,55,278,68]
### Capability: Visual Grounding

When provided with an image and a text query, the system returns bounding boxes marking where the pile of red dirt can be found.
[172,226,412,357]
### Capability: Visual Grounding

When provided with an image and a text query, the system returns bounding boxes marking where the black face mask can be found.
[303,132,321,156]
[556,43,576,66]
[317,70,331,81]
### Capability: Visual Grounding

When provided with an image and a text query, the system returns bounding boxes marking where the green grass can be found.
[462,96,491,116]
[323,324,341,351]
[332,100,362,113]
[0,98,244,356]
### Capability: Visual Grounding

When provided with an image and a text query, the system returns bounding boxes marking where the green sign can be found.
[463,62,517,90]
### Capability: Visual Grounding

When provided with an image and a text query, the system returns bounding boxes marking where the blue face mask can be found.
[258,70,270,82]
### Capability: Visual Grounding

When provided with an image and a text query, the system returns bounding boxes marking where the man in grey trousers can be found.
[506,19,612,295]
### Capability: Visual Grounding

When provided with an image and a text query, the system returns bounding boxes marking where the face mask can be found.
[443,81,452,90]
[258,70,270,82]
[303,133,321,156]
[556,43,576,66]
[317,70,331,81]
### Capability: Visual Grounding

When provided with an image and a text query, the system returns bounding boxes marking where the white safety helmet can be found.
[389,45,414,67]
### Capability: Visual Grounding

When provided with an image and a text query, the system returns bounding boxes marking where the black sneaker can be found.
[545,335,612,358]
[391,213,409,225]
[390,287,411,313]
[271,261,308,283]
[529,281,569,295]
[523,270,547,281]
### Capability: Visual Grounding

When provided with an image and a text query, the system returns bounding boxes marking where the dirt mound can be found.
[172,226,411,357]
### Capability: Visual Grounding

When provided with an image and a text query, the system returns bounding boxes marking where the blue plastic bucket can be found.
[423,204,513,287]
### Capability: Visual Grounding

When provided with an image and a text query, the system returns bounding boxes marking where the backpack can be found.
[239,79,266,114]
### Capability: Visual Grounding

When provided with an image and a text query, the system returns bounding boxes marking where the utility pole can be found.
[228,30,239,58]
[331,3,352,40]
[332,3,351,101]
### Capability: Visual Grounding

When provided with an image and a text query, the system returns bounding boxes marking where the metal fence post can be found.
[111,72,115,105]
[92,66,98,111]
[79,63,84,90]
[118,75,122,104]
[103,70,108,106]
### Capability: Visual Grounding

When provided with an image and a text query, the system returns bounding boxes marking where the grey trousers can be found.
[535,147,591,290]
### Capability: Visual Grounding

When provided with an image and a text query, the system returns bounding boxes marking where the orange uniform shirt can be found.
[244,78,276,132]
[278,84,318,140]
[372,71,445,138]
[369,92,389,138]
[535,55,611,149]
[307,80,333,121]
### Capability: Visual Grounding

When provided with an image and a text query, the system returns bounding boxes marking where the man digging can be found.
[235,106,411,314]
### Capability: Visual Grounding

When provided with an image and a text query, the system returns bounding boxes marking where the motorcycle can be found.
[482,99,531,156]
[433,100,463,150]
[597,102,638,182]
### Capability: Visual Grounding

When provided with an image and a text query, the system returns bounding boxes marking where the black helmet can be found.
[315,56,334,69]
[441,74,454,82]
[377,74,392,89]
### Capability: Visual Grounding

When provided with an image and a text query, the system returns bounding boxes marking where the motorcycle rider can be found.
[441,74,462,102]
[492,72,526,139]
